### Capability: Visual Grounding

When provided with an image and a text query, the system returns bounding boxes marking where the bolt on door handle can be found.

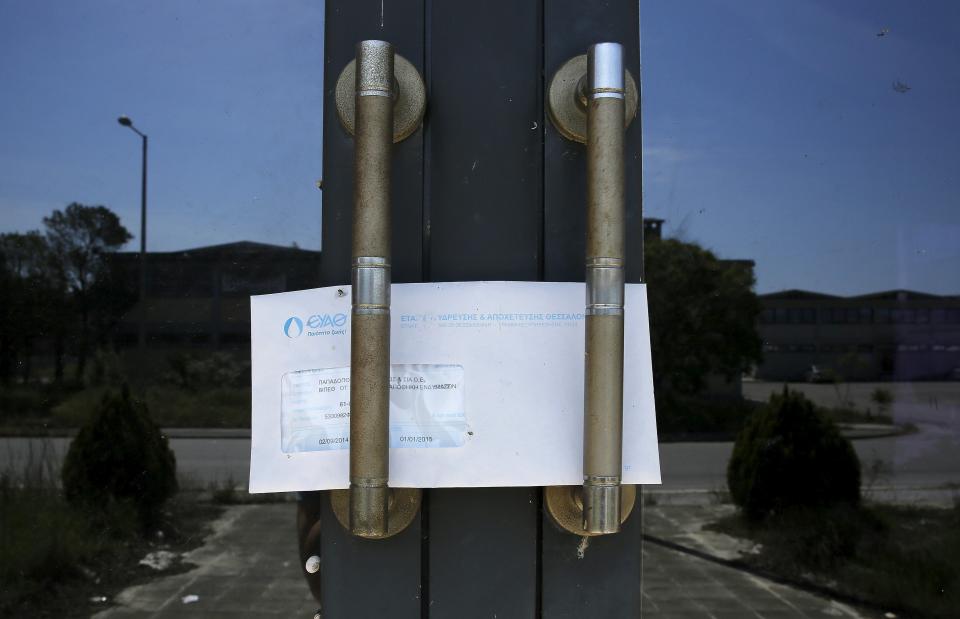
[546,42,639,536]
[329,40,425,539]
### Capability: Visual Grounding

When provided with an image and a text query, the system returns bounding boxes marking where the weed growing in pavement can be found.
[709,503,960,618]
[1,439,221,616]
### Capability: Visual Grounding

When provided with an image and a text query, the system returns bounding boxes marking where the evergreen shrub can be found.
[62,386,177,529]
[727,388,860,521]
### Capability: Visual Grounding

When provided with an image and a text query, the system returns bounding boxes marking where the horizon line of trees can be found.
[2,205,764,408]
[0,202,135,386]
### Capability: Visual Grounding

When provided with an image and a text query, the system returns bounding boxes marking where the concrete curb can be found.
[659,422,909,444]
[0,427,252,439]
[643,486,959,508]
[836,422,911,440]
[162,428,251,439]
[1,424,906,441]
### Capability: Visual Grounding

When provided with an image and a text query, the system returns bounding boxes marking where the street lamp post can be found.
[117,115,148,354]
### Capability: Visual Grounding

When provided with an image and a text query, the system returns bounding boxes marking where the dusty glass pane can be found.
[0,0,957,617]
[642,2,959,617]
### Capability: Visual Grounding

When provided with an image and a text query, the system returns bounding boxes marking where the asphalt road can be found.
[667,380,960,492]
[4,424,957,494]
[1,435,251,490]
[3,382,957,493]
[661,422,960,491]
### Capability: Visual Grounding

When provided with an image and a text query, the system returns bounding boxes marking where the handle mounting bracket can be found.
[545,485,636,537]
[547,54,638,144]
[335,54,426,143]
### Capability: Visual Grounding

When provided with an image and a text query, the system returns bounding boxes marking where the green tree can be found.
[0,232,63,384]
[43,203,132,382]
[645,238,763,395]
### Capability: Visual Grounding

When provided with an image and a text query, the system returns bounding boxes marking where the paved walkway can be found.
[642,506,868,618]
[642,542,864,618]
[95,504,873,618]
[93,504,317,618]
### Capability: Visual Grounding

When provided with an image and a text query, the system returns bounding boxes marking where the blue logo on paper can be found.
[306,313,348,329]
[283,316,304,338]
[282,313,348,338]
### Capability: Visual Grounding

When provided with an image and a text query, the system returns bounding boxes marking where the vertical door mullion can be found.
[541,0,645,616]
[320,2,425,617]
[424,1,543,617]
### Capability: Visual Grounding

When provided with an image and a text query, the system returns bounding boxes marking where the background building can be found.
[113,235,960,383]
[116,219,671,351]
[112,241,321,349]
[757,289,960,381]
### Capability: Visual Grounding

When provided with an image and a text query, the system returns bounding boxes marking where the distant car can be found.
[804,365,836,383]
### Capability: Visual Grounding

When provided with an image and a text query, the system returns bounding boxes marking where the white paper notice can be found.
[249,281,660,492]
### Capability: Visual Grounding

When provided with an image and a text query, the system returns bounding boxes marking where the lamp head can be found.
[117,115,133,127]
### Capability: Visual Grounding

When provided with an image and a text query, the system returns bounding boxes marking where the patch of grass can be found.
[0,384,76,420]
[710,503,960,618]
[708,487,732,505]
[210,477,241,505]
[0,450,113,602]
[52,385,250,428]
[655,391,896,443]
[206,475,291,505]
[0,443,221,617]
[820,404,893,425]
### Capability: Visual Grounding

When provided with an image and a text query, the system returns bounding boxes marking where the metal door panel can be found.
[319,2,424,617]
[320,1,645,615]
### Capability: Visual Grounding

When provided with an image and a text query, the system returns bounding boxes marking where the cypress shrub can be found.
[61,386,177,530]
[727,388,861,521]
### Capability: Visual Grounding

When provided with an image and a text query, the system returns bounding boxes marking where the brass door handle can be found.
[329,40,425,539]
[546,43,639,536]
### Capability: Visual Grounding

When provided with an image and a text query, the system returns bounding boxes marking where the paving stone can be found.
[640,544,866,618]
[94,504,316,618]
[94,503,870,618]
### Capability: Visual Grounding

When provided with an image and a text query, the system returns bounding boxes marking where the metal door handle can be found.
[329,40,426,539]
[546,42,639,536]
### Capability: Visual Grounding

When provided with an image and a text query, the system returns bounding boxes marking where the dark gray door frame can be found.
[319,1,643,616]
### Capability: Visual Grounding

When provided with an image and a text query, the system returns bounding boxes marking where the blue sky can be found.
[641,0,960,294]
[1,0,957,294]
[0,1,324,255]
